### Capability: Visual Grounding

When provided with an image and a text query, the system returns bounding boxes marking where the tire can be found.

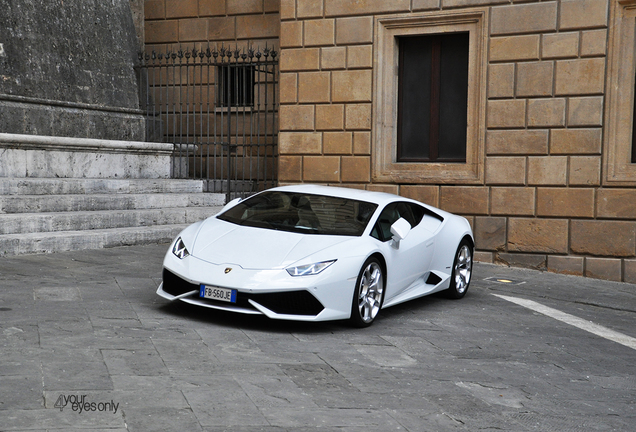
[445,238,473,299]
[350,257,385,327]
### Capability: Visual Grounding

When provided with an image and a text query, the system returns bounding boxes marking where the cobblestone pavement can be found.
[1,244,634,431]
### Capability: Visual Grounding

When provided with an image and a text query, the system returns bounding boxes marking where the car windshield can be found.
[217,191,378,236]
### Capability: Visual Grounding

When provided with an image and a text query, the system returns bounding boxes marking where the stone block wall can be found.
[142,1,636,284]
[470,0,622,281]
[279,2,375,186]
[276,0,636,283]
[144,0,280,50]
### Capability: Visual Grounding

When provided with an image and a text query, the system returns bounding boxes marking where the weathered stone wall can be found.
[129,0,146,51]
[0,0,145,140]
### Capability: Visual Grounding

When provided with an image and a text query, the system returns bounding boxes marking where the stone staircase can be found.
[0,178,224,256]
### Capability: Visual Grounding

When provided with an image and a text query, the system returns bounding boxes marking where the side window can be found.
[371,203,399,242]
[394,202,423,228]
[370,202,425,242]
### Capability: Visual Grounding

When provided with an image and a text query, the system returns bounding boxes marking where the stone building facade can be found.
[143,0,636,284]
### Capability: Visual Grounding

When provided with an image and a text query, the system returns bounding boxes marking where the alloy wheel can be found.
[357,261,384,323]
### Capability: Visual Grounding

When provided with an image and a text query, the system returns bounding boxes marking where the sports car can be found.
[157,184,474,327]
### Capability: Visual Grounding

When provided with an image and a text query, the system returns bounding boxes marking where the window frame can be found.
[604,0,636,185]
[372,10,488,184]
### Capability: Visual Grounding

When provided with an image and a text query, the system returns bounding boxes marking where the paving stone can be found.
[0,375,44,410]
[235,374,317,410]
[152,340,219,375]
[42,361,113,391]
[394,410,479,432]
[263,406,404,429]
[37,319,95,350]
[351,344,417,367]
[0,324,41,348]
[182,377,270,427]
[122,407,203,432]
[101,349,169,377]
[33,286,82,301]
[0,356,41,377]
[85,303,142,329]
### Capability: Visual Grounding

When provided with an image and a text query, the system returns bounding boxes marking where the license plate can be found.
[199,285,237,303]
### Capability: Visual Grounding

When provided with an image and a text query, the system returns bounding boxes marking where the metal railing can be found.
[137,45,278,202]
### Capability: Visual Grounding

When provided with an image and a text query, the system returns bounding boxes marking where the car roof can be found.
[268,184,413,207]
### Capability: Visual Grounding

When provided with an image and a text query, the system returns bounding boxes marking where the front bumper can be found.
[158,255,357,322]
[159,268,325,316]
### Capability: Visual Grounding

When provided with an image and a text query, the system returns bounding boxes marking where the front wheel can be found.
[445,239,473,299]
[350,257,385,327]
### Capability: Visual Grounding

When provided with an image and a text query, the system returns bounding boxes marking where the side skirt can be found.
[382,271,450,309]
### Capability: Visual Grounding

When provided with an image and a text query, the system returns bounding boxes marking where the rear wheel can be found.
[350,257,385,327]
[446,239,473,299]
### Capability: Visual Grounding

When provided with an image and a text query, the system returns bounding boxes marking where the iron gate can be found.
[137,45,278,202]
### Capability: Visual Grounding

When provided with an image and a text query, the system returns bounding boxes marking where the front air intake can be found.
[245,291,324,316]
[162,269,198,296]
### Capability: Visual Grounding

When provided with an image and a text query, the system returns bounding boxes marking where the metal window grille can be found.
[218,64,255,108]
[136,45,278,202]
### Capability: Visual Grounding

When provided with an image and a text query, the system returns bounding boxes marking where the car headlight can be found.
[172,237,190,259]
[286,260,336,277]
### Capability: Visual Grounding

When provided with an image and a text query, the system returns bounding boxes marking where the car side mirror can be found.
[390,217,411,245]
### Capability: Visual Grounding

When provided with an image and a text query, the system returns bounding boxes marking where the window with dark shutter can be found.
[397,33,469,163]
[217,64,254,108]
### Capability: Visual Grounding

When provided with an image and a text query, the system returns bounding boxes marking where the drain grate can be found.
[483,276,526,285]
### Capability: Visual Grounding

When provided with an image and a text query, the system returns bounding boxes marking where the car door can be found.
[370,202,435,301]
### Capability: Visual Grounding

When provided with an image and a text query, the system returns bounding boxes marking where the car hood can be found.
[191,218,354,269]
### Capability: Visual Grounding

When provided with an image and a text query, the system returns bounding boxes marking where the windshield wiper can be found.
[294,226,320,232]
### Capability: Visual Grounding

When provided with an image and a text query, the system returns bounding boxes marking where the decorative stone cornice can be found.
[0,133,174,155]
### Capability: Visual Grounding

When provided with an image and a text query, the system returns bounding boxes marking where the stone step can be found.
[0,178,206,196]
[0,177,229,256]
[0,192,225,214]
[0,206,223,235]
[0,224,194,256]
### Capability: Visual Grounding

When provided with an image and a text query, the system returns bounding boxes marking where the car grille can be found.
[162,269,325,316]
